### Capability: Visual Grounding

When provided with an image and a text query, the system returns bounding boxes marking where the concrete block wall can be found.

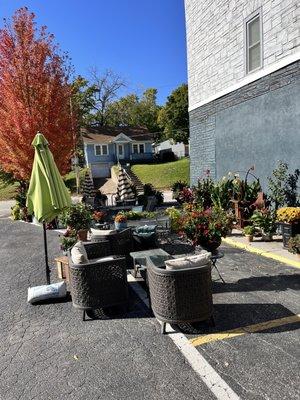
[185,0,300,109]
[189,61,300,188]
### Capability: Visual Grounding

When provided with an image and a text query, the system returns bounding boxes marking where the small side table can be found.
[210,251,225,283]
[55,256,70,283]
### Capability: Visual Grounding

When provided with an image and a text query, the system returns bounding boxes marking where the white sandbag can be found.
[27,281,67,304]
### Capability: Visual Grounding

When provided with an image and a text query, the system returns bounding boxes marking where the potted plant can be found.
[114,213,127,230]
[250,209,277,241]
[276,207,300,248]
[60,228,77,254]
[243,225,256,242]
[287,235,300,258]
[60,203,92,241]
[181,206,229,252]
[92,210,106,228]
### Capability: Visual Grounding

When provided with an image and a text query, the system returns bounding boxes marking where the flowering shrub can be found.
[277,207,300,223]
[114,213,127,223]
[92,211,106,222]
[165,207,182,232]
[181,207,229,249]
[178,187,194,204]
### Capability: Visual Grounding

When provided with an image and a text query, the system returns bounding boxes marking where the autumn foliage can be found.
[0,8,75,180]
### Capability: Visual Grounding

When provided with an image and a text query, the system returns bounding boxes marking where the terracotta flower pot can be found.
[77,229,88,241]
[245,234,253,243]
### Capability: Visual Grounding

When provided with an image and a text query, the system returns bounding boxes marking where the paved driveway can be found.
[0,218,299,400]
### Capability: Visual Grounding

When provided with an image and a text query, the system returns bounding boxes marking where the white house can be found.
[154,139,189,158]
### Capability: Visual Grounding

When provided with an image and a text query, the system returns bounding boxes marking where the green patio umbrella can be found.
[27,132,72,284]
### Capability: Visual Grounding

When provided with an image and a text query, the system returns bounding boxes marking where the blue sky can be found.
[0,0,187,104]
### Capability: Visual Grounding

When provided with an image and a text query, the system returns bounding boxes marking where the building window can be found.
[246,11,262,73]
[139,144,145,154]
[102,145,108,155]
[132,144,139,154]
[94,144,109,156]
[95,145,101,156]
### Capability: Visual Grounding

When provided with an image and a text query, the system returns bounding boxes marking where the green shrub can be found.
[243,225,256,235]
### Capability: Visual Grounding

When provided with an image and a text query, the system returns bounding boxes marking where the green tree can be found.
[158,83,189,144]
[106,88,160,132]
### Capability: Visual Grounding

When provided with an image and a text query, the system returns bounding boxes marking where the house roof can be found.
[82,126,154,144]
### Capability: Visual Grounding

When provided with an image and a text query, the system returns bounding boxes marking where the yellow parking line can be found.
[223,237,300,269]
[190,314,300,347]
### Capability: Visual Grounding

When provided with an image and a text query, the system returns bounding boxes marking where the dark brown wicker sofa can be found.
[147,256,213,334]
[69,242,128,320]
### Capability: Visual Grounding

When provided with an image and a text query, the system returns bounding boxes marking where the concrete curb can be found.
[223,237,300,269]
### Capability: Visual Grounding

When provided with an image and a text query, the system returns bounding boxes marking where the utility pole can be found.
[70,98,80,194]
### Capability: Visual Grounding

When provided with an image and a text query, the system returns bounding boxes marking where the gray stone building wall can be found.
[189,61,300,188]
[185,0,300,109]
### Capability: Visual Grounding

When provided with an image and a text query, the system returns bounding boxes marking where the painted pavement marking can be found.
[223,237,300,269]
[128,273,241,400]
[190,314,300,347]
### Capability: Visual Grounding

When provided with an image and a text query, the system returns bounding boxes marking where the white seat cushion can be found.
[90,228,116,236]
[165,252,211,271]
[71,241,88,264]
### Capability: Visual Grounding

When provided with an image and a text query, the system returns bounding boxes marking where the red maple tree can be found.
[0,8,76,181]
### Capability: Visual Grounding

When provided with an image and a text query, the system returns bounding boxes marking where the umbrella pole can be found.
[43,222,51,284]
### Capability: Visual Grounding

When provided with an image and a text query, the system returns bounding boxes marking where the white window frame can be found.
[245,9,263,75]
[132,143,145,154]
[94,144,109,156]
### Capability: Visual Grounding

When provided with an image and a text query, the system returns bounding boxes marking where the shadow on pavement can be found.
[172,303,299,335]
[213,273,300,293]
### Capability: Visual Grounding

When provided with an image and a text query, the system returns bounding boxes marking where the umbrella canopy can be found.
[115,168,135,202]
[26,132,72,284]
[81,171,95,198]
[27,133,71,222]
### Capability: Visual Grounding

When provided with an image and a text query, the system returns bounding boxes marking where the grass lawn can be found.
[0,181,18,201]
[0,168,88,201]
[132,158,190,189]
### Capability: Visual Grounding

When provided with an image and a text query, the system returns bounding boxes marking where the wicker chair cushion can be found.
[71,241,88,264]
[165,252,211,271]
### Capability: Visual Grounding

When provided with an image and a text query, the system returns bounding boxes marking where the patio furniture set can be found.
[65,222,224,333]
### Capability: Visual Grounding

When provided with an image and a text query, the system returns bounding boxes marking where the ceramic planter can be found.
[278,222,300,248]
[198,237,222,253]
[115,221,127,231]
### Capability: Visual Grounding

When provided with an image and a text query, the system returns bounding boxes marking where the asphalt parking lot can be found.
[0,218,299,400]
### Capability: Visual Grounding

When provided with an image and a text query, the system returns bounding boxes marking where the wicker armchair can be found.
[147,258,213,334]
[91,228,133,267]
[69,242,128,320]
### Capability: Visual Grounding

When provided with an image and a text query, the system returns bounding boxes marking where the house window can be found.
[95,145,101,156]
[139,144,145,154]
[132,144,139,154]
[102,145,108,155]
[94,144,109,156]
[246,11,262,73]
